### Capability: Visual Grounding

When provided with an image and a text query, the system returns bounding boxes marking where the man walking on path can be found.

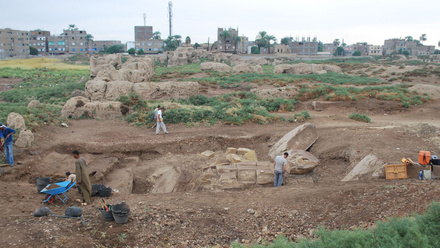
[0,124,16,166]
[156,107,168,135]
[151,105,161,129]
[273,152,288,187]
[72,150,92,205]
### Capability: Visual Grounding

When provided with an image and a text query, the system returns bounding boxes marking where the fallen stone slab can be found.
[286,150,320,175]
[269,123,318,160]
[342,154,384,181]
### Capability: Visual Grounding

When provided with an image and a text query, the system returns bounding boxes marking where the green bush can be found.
[349,113,371,123]
[232,201,440,248]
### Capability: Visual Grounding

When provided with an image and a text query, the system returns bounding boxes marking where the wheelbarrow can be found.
[41,181,76,203]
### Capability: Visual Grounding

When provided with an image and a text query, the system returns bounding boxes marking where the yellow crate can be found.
[385,164,407,180]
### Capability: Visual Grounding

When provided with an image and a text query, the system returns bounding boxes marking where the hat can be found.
[161,107,165,110]
[0,125,5,128]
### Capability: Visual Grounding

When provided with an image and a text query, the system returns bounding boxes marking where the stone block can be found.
[243,150,258,161]
[226,147,237,154]
[226,154,242,163]
[257,168,274,185]
[237,148,252,155]
[200,150,215,160]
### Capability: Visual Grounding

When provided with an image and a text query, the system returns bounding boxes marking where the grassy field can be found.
[0,57,432,128]
[0,59,89,129]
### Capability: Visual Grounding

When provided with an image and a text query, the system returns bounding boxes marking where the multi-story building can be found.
[47,35,67,55]
[134,26,163,54]
[63,29,88,54]
[368,45,383,56]
[352,42,369,56]
[0,28,30,58]
[384,39,435,55]
[216,28,241,53]
[29,30,50,55]
[323,43,337,54]
[288,37,318,55]
[91,40,122,53]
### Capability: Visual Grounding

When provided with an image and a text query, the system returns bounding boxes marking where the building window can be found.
[49,41,54,45]
[81,49,83,51]
[72,48,75,51]
[58,41,65,45]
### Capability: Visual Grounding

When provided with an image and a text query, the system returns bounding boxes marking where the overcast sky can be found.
[2,0,439,47]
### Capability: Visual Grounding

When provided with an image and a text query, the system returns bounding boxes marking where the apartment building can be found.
[63,29,88,54]
[288,37,318,55]
[47,35,67,55]
[352,42,369,56]
[368,45,383,56]
[134,26,163,54]
[0,28,30,58]
[91,40,122,53]
[384,39,435,55]
[216,28,241,53]
[29,30,50,54]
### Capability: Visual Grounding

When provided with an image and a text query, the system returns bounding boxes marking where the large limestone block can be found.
[90,54,121,78]
[256,167,274,185]
[7,112,26,131]
[61,97,89,118]
[226,147,237,154]
[237,165,257,182]
[232,63,263,74]
[219,172,242,190]
[243,150,258,161]
[200,62,231,73]
[269,123,318,160]
[226,154,242,163]
[85,80,107,101]
[200,150,215,160]
[104,81,134,101]
[286,150,320,175]
[216,164,237,174]
[342,154,384,181]
[14,129,34,148]
[237,148,252,155]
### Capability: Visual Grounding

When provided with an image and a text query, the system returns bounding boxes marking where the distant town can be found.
[0,24,437,59]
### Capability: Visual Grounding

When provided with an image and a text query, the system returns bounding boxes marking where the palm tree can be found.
[185,36,191,45]
[232,36,241,53]
[405,36,413,42]
[152,31,161,40]
[420,34,427,44]
[68,24,77,31]
[219,30,230,52]
[255,31,268,51]
[266,35,276,54]
[255,31,276,54]
[85,34,94,54]
[173,35,182,47]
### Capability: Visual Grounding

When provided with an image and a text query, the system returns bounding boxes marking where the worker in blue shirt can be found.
[0,124,16,166]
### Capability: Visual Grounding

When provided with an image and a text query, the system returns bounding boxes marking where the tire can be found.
[44,195,55,203]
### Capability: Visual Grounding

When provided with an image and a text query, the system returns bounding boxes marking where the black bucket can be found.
[112,202,130,224]
[99,208,114,221]
[99,187,112,197]
[92,184,105,197]
[36,177,51,193]
[112,212,130,224]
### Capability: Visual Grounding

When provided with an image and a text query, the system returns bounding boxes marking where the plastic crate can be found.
[385,164,407,180]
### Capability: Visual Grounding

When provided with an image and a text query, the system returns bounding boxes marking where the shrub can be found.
[349,113,371,123]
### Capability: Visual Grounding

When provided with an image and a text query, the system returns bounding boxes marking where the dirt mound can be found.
[409,84,440,100]
[274,63,342,74]
[200,62,231,73]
